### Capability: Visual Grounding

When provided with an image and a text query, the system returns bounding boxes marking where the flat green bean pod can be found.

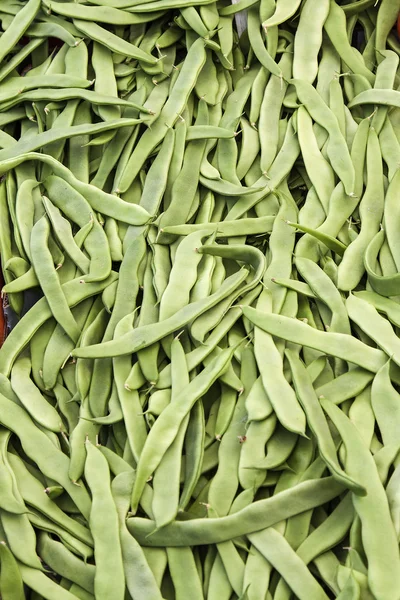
[242,308,388,373]
[41,0,164,24]
[349,89,400,109]
[0,0,41,64]
[0,118,145,163]
[131,346,236,512]
[0,273,118,376]
[73,19,157,64]
[364,230,400,297]
[286,349,365,495]
[186,126,235,140]
[0,153,151,225]
[0,87,152,113]
[321,398,400,599]
[116,37,207,191]
[127,477,345,545]
[160,215,275,237]
[72,268,249,358]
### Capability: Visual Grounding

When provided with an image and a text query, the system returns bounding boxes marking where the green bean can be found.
[286,350,365,494]
[242,308,388,373]
[0,0,40,64]
[159,230,211,320]
[16,19,77,46]
[42,0,161,24]
[370,51,399,135]
[371,360,400,449]
[296,493,354,567]
[321,398,400,598]
[130,345,235,512]
[155,286,261,390]
[249,527,330,600]
[354,290,400,327]
[293,0,329,84]
[42,300,92,391]
[239,413,277,489]
[28,508,92,562]
[0,396,91,521]
[364,230,400,297]
[194,49,218,106]
[75,307,108,402]
[226,119,300,220]
[128,477,344,545]
[236,117,259,180]
[0,540,25,600]
[346,293,400,366]
[245,376,273,422]
[337,129,384,289]
[385,462,400,541]
[259,63,292,179]
[375,0,400,53]
[349,88,400,111]
[0,117,146,164]
[291,80,356,195]
[9,450,89,541]
[383,168,400,268]
[0,270,117,377]
[296,257,350,335]
[262,0,301,27]
[111,471,163,600]
[117,37,207,192]
[30,216,81,340]
[0,487,42,570]
[0,152,151,226]
[152,336,189,528]
[0,432,27,516]
[297,106,335,214]
[208,348,253,516]
[252,290,306,435]
[84,384,123,426]
[18,562,81,600]
[2,266,39,295]
[42,196,90,273]
[113,317,148,464]
[0,72,92,101]
[71,19,156,64]
[157,105,209,239]
[0,84,150,114]
[0,39,44,84]
[378,117,400,182]
[247,7,282,78]
[72,267,248,359]
[166,547,204,600]
[84,440,124,600]
[293,220,348,256]
[179,399,205,509]
[205,551,232,600]
[324,1,374,85]
[342,0,375,14]
[315,367,373,405]
[10,354,62,432]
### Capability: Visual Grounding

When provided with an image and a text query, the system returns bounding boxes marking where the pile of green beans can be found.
[1,0,400,598]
